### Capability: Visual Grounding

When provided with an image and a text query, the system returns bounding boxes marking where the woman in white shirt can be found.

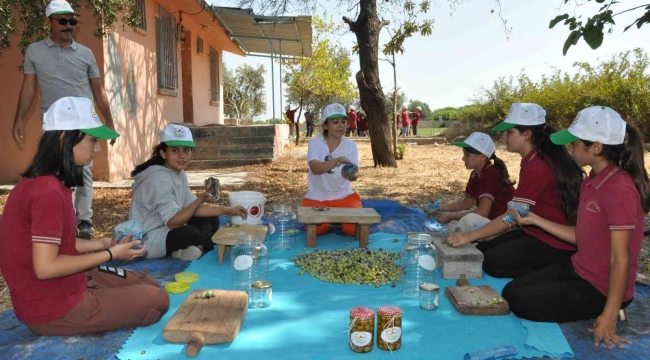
[301,103,361,236]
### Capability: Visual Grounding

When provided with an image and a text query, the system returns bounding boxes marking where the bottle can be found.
[400,233,436,296]
[231,234,269,302]
[268,204,297,250]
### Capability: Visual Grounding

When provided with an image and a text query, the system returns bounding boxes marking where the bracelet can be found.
[105,249,113,262]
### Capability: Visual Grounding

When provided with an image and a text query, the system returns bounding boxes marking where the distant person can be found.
[347,106,358,137]
[400,105,411,137]
[357,112,368,137]
[302,103,361,236]
[412,106,422,136]
[285,104,300,138]
[304,109,315,137]
[0,96,169,336]
[12,0,117,239]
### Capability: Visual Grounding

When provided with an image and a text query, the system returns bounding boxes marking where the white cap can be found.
[321,103,348,123]
[161,124,195,147]
[349,106,355,111]
[285,105,290,111]
[452,132,496,158]
[45,0,80,17]
[43,97,119,139]
[551,106,626,145]
[416,106,422,111]
[402,104,408,109]
[492,103,546,132]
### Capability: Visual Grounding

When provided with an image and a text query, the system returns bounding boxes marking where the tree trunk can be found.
[344,0,396,167]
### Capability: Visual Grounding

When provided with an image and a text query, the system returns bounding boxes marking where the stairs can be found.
[188,125,284,170]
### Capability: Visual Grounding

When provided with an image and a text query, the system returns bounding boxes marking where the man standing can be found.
[346,106,358,137]
[304,109,315,137]
[12,0,117,239]
[412,106,422,136]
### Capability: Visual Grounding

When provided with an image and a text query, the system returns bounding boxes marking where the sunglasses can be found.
[50,17,78,26]
[325,155,335,174]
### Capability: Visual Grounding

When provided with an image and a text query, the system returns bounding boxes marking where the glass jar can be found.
[268,204,297,250]
[419,283,440,310]
[251,281,272,308]
[377,305,403,351]
[400,233,437,296]
[349,307,375,353]
[231,234,269,304]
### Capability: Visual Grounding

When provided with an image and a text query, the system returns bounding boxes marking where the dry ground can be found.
[0,143,648,313]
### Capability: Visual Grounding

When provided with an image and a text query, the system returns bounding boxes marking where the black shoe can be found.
[77,220,95,239]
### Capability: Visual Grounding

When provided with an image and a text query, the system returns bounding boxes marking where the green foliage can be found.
[223,63,267,124]
[396,143,407,157]
[550,1,650,55]
[408,99,432,119]
[382,1,434,56]
[0,0,142,56]
[283,15,358,122]
[453,48,650,141]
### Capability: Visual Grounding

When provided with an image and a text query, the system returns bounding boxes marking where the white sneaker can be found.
[170,246,203,261]
[171,249,183,259]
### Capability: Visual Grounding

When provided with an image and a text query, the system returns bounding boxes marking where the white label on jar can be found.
[418,255,436,270]
[381,327,402,343]
[434,294,439,306]
[233,255,253,270]
[268,223,276,235]
[350,331,372,346]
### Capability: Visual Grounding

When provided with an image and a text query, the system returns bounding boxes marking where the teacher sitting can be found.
[301,103,361,236]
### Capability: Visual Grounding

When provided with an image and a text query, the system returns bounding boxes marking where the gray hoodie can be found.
[129,165,197,258]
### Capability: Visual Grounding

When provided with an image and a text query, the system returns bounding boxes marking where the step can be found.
[187,158,273,170]
[191,125,276,139]
[193,135,275,148]
[297,137,448,145]
[192,146,275,161]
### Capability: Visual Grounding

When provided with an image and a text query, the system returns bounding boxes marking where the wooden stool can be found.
[297,207,381,248]
[420,233,484,280]
[211,225,268,263]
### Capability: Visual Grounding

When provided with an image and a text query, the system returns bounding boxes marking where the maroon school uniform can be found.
[465,163,515,220]
[401,110,410,127]
[347,110,358,129]
[285,109,297,125]
[512,150,577,251]
[0,176,87,324]
[412,111,421,127]
[572,165,644,301]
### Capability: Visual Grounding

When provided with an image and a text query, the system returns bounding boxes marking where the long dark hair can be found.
[131,143,168,177]
[466,147,516,194]
[514,124,584,225]
[22,130,86,188]
[583,124,650,213]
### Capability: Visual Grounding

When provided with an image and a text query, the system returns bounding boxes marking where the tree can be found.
[408,100,432,119]
[0,0,142,56]
[223,64,267,125]
[283,15,358,141]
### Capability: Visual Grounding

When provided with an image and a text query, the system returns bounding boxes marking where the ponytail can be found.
[131,143,167,177]
[490,153,516,194]
[515,124,585,225]
[584,124,650,213]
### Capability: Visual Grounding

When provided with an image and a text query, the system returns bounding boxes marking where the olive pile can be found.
[293,248,402,286]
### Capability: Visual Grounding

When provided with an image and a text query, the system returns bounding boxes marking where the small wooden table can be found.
[297,207,381,248]
[211,225,268,263]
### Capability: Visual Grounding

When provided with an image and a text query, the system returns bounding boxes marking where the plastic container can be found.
[400,233,437,296]
[251,280,272,308]
[164,282,190,294]
[419,283,440,310]
[377,306,402,351]
[268,205,297,250]
[349,307,375,353]
[231,234,269,302]
[229,191,266,225]
[175,271,199,284]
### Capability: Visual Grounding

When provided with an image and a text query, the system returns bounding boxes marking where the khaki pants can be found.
[27,267,169,336]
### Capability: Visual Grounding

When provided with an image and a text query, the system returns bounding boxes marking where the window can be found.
[197,38,204,54]
[209,47,220,103]
[135,0,147,30]
[155,6,178,90]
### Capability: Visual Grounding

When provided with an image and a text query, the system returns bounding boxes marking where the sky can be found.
[214,0,649,120]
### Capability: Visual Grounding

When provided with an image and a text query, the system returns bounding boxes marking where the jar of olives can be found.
[349,306,375,353]
[377,305,403,351]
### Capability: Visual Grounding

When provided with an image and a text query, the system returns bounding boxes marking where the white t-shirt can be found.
[305,136,359,201]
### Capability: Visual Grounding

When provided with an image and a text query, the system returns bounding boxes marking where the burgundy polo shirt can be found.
[465,164,515,220]
[512,150,577,251]
[572,165,644,301]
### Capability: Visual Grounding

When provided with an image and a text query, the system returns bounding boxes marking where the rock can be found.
[440,122,467,142]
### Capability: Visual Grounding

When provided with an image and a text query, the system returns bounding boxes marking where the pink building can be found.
[0,0,310,182]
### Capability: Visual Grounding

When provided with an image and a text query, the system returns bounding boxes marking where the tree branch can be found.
[343,16,358,33]
[380,19,390,29]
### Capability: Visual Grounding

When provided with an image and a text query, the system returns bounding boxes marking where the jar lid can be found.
[378,305,403,316]
[174,271,199,284]
[252,280,272,289]
[419,283,440,291]
[164,281,190,294]
[350,306,375,319]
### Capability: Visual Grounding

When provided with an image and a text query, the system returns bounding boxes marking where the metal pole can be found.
[270,23,275,122]
[279,39,283,120]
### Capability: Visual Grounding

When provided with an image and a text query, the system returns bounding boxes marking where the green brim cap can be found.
[492,121,517,132]
[451,141,471,148]
[550,129,580,145]
[53,11,81,16]
[327,114,348,120]
[81,125,119,140]
[165,140,195,147]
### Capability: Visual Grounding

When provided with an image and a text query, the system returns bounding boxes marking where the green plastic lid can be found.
[175,271,200,284]
[165,281,190,294]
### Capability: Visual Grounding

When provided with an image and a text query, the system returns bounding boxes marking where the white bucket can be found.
[229,191,267,225]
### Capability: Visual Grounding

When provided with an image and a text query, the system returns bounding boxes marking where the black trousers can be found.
[165,216,219,255]
[412,125,418,136]
[502,259,633,323]
[475,228,575,278]
[306,122,314,137]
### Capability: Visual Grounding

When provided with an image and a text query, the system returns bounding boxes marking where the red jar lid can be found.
[350,306,375,319]
[378,305,403,316]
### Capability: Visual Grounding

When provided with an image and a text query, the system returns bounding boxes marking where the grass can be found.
[414,127,446,137]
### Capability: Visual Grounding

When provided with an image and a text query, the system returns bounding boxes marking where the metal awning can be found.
[208,6,312,58]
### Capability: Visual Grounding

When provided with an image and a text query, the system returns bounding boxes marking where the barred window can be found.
[209,47,220,103]
[155,6,178,90]
[135,0,146,30]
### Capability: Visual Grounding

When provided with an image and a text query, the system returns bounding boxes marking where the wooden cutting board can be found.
[297,207,381,224]
[163,289,249,357]
[445,283,510,316]
[211,225,268,245]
